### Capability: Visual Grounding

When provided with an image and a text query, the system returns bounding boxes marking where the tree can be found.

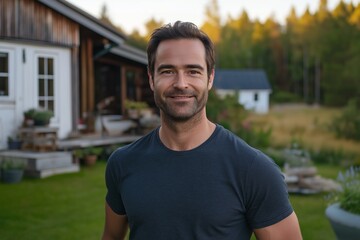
[201,0,222,45]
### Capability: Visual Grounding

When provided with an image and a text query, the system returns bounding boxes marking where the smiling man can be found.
[102,21,302,240]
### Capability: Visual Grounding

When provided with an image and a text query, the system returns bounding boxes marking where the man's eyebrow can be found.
[156,64,175,72]
[186,64,205,71]
[156,64,205,72]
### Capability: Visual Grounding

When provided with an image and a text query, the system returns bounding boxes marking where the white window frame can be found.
[34,52,59,123]
[37,56,55,111]
[0,48,15,101]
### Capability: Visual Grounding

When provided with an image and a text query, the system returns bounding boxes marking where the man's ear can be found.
[208,68,215,90]
[147,67,154,91]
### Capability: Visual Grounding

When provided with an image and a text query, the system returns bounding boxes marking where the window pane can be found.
[0,53,8,73]
[39,100,45,108]
[48,79,53,96]
[38,58,44,75]
[48,58,53,75]
[38,78,45,96]
[48,100,54,111]
[0,77,8,96]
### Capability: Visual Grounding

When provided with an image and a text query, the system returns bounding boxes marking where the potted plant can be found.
[1,157,26,184]
[82,147,103,166]
[33,109,53,126]
[7,136,22,150]
[23,108,36,127]
[325,166,360,240]
[125,100,149,119]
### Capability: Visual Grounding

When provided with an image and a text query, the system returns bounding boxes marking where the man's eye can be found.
[161,70,173,74]
[189,70,201,75]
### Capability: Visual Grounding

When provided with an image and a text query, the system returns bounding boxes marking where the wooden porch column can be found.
[80,38,94,117]
[87,38,95,113]
[121,65,127,116]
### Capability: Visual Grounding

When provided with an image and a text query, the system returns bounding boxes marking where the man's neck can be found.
[159,112,216,151]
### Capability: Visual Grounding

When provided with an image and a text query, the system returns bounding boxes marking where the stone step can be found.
[0,150,79,178]
[25,164,80,179]
[26,153,73,171]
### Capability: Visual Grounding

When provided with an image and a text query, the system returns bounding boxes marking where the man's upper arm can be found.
[102,202,128,240]
[253,212,302,240]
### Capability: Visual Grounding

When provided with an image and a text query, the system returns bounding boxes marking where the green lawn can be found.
[0,161,107,240]
[0,161,341,239]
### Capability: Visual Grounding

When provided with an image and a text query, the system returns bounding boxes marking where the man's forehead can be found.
[155,39,206,66]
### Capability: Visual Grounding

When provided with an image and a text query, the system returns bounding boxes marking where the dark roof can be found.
[38,0,126,45]
[213,69,271,90]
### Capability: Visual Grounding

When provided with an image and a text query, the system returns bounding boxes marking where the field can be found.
[1,104,359,239]
[247,104,360,157]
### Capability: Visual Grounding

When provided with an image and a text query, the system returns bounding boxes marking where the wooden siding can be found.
[0,0,79,46]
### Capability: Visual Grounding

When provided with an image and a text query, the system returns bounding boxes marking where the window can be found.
[0,52,9,96]
[38,57,54,111]
[254,93,259,101]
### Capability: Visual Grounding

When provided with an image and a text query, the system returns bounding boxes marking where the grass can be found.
[247,104,360,158]
[0,162,107,240]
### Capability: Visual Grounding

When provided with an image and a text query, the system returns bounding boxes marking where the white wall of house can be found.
[0,41,72,149]
[215,89,271,114]
[238,90,271,114]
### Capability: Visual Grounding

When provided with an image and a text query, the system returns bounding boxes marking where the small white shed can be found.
[213,69,272,114]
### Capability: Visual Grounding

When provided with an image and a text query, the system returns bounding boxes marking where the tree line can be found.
[100,0,360,107]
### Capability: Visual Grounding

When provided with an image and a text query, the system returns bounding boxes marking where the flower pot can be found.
[83,155,97,166]
[8,141,22,150]
[325,203,360,240]
[1,169,24,183]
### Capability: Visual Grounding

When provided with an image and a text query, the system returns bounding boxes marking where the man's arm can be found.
[102,202,128,240]
[253,212,302,240]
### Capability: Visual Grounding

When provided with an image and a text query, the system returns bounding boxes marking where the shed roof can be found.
[214,69,271,90]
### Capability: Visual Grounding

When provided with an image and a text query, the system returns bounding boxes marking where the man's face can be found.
[148,39,214,122]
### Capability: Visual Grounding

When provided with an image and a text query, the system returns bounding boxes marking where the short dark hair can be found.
[147,21,215,79]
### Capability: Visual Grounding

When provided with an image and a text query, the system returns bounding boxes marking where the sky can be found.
[67,0,359,34]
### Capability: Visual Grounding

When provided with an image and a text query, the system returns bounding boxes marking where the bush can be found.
[237,126,272,149]
[330,98,360,141]
[310,148,350,166]
[271,91,302,104]
[327,166,360,214]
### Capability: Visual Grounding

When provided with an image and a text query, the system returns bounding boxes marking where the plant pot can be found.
[1,169,24,183]
[83,155,97,166]
[34,119,50,126]
[7,141,22,150]
[325,203,360,240]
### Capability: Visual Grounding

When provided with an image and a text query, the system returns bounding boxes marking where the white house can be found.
[213,69,272,114]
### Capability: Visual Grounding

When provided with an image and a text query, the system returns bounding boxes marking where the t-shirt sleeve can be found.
[244,151,293,229]
[105,150,126,215]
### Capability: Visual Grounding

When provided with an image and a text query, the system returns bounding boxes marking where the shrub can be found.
[271,91,302,104]
[310,148,350,166]
[330,98,360,141]
[327,166,360,214]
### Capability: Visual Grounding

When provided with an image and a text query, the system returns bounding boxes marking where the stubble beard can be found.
[154,89,208,123]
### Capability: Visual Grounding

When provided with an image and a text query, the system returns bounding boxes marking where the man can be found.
[102,21,302,240]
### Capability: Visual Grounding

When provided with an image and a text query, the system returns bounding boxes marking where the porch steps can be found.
[0,151,79,178]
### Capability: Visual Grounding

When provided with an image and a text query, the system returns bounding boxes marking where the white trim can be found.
[0,47,15,101]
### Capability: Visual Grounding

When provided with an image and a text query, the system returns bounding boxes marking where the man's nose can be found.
[173,72,188,88]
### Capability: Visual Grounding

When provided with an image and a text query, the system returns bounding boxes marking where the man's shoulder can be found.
[108,128,159,162]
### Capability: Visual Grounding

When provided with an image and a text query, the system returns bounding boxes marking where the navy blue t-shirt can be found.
[105,124,293,239]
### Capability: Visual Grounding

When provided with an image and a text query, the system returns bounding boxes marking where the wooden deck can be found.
[57,134,142,150]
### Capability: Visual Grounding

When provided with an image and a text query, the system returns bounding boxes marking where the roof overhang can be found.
[38,0,125,45]
[111,44,148,65]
